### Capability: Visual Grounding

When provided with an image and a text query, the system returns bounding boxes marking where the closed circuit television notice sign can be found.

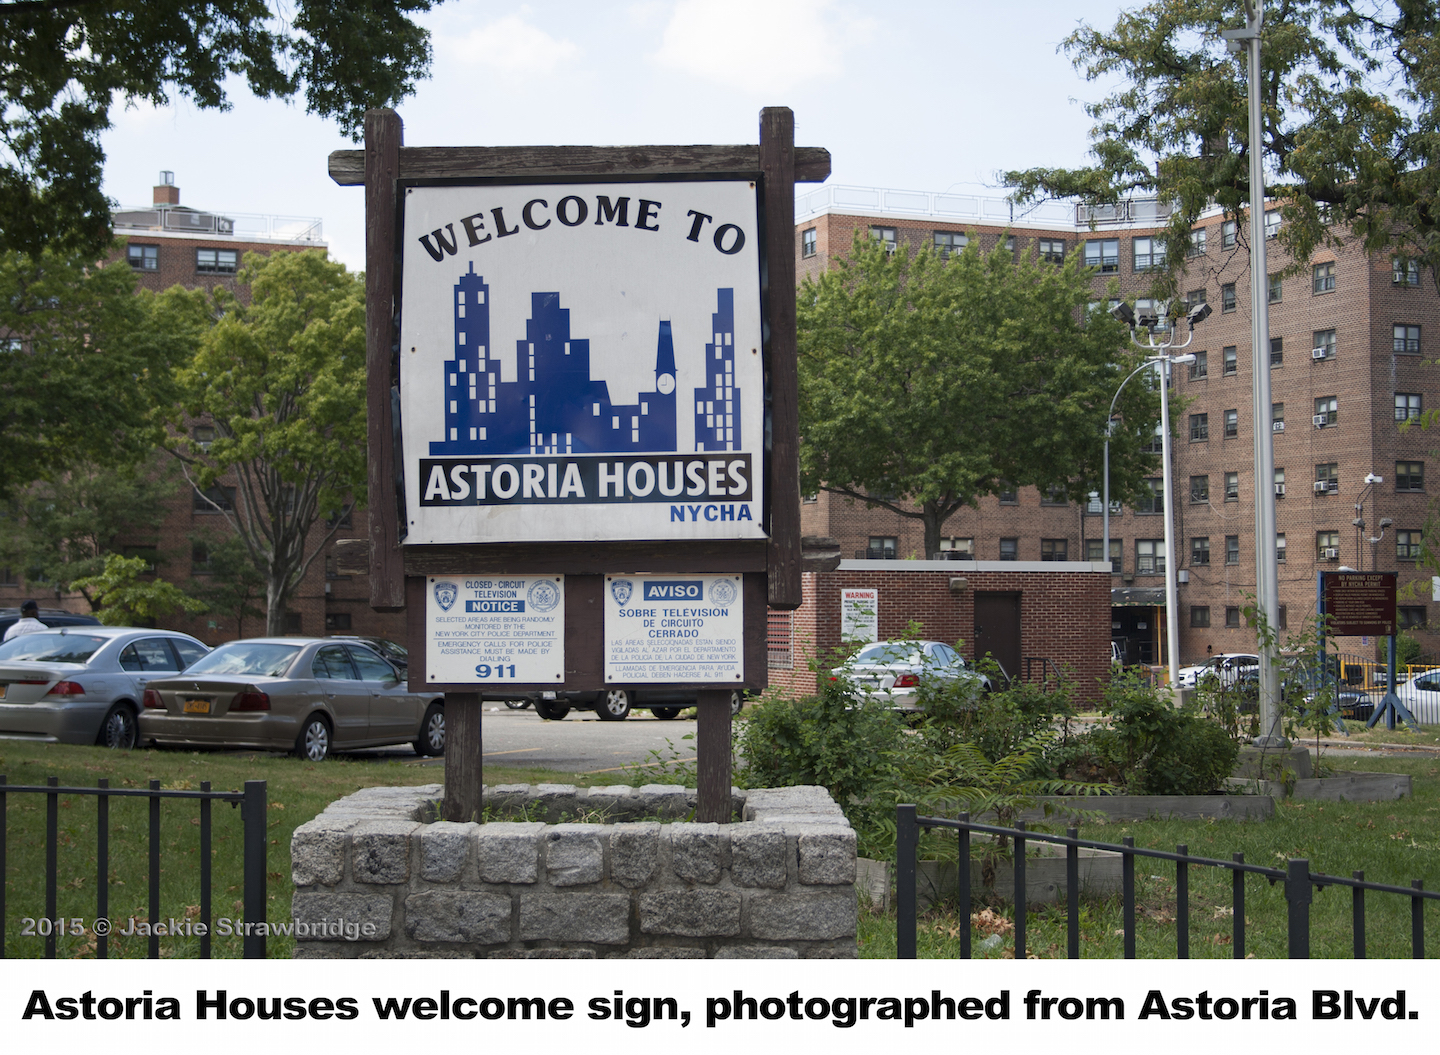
[426,575,564,684]
[604,574,743,683]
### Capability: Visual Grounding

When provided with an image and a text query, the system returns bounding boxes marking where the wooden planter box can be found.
[859,842,1123,912]
[1227,772,1411,803]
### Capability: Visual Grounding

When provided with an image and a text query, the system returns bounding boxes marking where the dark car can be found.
[532,686,743,721]
[0,607,102,639]
[1235,664,1374,721]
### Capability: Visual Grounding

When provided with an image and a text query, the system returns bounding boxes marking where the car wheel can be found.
[652,706,681,720]
[598,688,632,720]
[98,703,138,750]
[294,715,331,762]
[414,702,445,756]
[534,699,570,720]
[730,690,743,717]
[504,699,531,710]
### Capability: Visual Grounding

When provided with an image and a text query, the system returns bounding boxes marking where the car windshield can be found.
[0,632,107,664]
[185,642,301,678]
[852,642,922,665]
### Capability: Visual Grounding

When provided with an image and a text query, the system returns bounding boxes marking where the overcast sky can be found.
[100,0,1136,271]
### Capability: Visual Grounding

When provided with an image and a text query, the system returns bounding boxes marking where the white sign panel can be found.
[399,181,766,544]
[425,575,564,685]
[604,574,743,683]
[840,587,879,643]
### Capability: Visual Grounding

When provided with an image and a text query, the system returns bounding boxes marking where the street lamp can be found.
[1104,303,1205,688]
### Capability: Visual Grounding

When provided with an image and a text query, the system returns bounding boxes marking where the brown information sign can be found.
[1322,572,1397,637]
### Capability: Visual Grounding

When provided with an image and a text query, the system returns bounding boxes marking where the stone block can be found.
[534,783,580,821]
[639,890,742,937]
[610,823,661,888]
[545,824,605,887]
[420,821,477,883]
[477,822,546,884]
[403,891,511,944]
[351,820,420,884]
[730,827,788,889]
[623,947,708,958]
[747,892,857,941]
[519,893,631,944]
[291,818,354,887]
[714,945,800,959]
[798,826,856,885]
[293,892,393,941]
[670,823,726,884]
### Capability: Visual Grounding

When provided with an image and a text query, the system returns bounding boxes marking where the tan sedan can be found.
[138,637,446,761]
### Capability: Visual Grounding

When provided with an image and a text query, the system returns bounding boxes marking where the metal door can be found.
[974,591,1021,684]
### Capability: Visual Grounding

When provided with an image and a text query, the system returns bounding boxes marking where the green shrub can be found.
[1090,671,1239,794]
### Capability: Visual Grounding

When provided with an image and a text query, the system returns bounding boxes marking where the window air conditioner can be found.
[1314,480,1330,493]
[1272,420,1285,431]
[1313,414,1329,427]
[1312,347,1329,359]
[1323,547,1339,560]
[1275,483,1286,496]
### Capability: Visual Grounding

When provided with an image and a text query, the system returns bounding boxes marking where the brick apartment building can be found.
[0,173,403,646]
[793,184,1440,667]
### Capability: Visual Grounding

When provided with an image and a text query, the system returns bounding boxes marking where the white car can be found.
[832,639,990,710]
[1176,653,1258,690]
[0,626,210,748]
[1393,669,1440,724]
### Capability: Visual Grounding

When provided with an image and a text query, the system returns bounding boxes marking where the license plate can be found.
[541,691,557,699]
[0,684,6,699]
[183,699,212,714]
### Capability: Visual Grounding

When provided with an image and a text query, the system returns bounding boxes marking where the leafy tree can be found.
[0,249,200,496]
[70,553,207,626]
[187,531,267,639]
[797,234,1162,557]
[1004,0,1440,288]
[162,249,366,635]
[0,0,437,258]
[0,455,180,604]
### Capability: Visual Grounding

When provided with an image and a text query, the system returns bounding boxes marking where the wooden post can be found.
[695,689,733,823]
[364,108,406,612]
[441,692,483,822]
[759,106,802,610]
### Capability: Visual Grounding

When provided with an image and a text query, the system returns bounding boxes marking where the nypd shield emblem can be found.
[434,580,459,612]
[610,579,634,606]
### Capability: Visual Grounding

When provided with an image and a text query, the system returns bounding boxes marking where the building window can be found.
[866,537,897,559]
[1277,533,1287,562]
[1040,538,1068,561]
[869,226,897,253]
[1136,539,1165,575]
[1399,606,1428,629]
[1221,283,1236,312]
[1004,235,1016,254]
[1393,256,1421,286]
[1084,238,1120,273]
[1279,604,1288,629]
[1222,220,1237,248]
[1313,261,1336,293]
[1132,236,1165,272]
[325,612,353,631]
[802,492,818,503]
[191,543,213,574]
[1270,337,1284,367]
[1264,210,1281,239]
[1314,396,1337,427]
[1226,535,1240,565]
[127,244,158,270]
[0,566,15,585]
[1396,461,1425,492]
[1185,289,1207,314]
[999,538,1018,561]
[1274,467,1286,498]
[1191,606,1211,628]
[1140,423,1163,453]
[1315,462,1339,494]
[1394,324,1421,354]
[1396,393,1422,422]
[801,228,816,258]
[0,337,20,353]
[1225,606,1242,628]
[940,537,975,558]
[1268,274,1283,303]
[1317,530,1340,560]
[196,248,238,274]
[1137,478,1163,515]
[1312,329,1336,359]
[1397,530,1423,561]
[1038,238,1065,264]
[192,425,215,451]
[1188,229,1207,257]
[1189,413,1209,442]
[1272,402,1285,431]
[933,230,966,259]
[1190,475,1209,503]
[284,611,303,634]
[1223,408,1238,439]
[326,508,353,530]
[193,485,235,513]
[1225,472,1239,500]
[1041,485,1068,506]
[1188,350,1209,379]
[1222,346,1237,375]
[998,485,1018,505]
[1191,537,1210,565]
[1086,538,1122,572]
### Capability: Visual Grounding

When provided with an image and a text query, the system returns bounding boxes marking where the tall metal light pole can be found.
[1223,1,1283,744]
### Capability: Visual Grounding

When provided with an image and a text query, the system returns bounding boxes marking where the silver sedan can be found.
[0,626,210,748]
[138,637,446,761]
[832,639,991,710]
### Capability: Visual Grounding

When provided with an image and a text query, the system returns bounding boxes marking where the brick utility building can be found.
[0,173,399,646]
[793,184,1440,668]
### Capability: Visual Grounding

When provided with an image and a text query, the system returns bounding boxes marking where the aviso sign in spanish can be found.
[604,574,744,683]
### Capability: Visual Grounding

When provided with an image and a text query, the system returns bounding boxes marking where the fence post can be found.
[1013,821,1026,960]
[242,780,268,959]
[1232,852,1246,959]
[1285,859,1312,958]
[97,779,109,960]
[1066,827,1079,960]
[148,778,161,959]
[1412,879,1425,959]
[1122,836,1135,959]
[1176,844,1189,959]
[896,805,917,959]
[46,776,58,959]
[1353,870,1365,958]
[957,812,971,960]
[0,774,5,958]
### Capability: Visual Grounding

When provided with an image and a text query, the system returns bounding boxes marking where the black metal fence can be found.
[895,804,1440,959]
[0,776,267,958]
